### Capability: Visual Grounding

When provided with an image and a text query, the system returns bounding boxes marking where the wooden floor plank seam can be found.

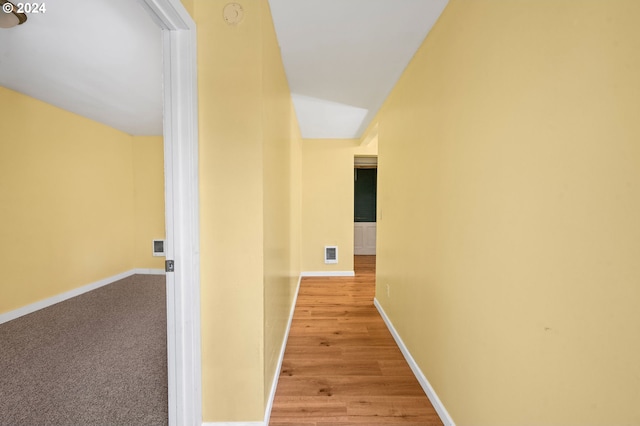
[269,256,443,426]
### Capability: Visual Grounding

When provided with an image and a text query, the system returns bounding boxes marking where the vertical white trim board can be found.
[263,275,302,425]
[373,298,456,426]
[202,423,263,426]
[0,270,135,325]
[139,1,201,425]
[301,271,355,277]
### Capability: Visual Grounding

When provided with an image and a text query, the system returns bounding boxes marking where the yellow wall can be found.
[301,139,372,272]
[193,0,301,421]
[0,87,135,313]
[356,137,378,157]
[289,103,303,282]
[133,136,165,269]
[180,0,194,18]
[375,1,640,424]
[197,0,264,419]
[261,0,303,407]
[0,88,166,315]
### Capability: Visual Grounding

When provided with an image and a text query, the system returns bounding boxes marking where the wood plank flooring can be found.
[270,256,442,426]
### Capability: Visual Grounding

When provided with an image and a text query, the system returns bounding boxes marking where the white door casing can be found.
[138,1,201,425]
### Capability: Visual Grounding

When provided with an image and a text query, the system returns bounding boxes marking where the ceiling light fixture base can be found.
[0,0,28,29]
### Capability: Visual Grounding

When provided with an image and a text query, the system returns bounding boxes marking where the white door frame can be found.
[138,1,201,425]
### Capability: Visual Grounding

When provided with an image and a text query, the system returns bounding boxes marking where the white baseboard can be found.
[202,423,263,426]
[134,268,166,275]
[0,269,167,325]
[374,298,456,426]
[263,274,302,425]
[301,270,355,277]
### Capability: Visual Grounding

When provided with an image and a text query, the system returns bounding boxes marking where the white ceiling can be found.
[269,0,449,139]
[0,0,448,139]
[0,0,162,136]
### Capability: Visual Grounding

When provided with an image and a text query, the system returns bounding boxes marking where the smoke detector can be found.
[223,3,244,25]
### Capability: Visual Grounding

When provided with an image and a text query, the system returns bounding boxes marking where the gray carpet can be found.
[0,274,168,425]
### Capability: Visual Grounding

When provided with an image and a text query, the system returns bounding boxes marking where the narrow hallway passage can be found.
[270,256,442,425]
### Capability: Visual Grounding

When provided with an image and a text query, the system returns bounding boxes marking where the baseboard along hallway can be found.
[269,255,443,425]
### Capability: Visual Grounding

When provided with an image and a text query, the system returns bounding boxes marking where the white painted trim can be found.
[135,268,166,275]
[301,271,355,277]
[202,423,263,426]
[139,1,201,426]
[0,270,135,325]
[374,298,456,426]
[138,0,192,30]
[263,275,302,425]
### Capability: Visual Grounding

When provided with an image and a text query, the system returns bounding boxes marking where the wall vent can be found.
[324,246,338,264]
[153,239,166,257]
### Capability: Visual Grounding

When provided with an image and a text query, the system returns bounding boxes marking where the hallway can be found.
[270,256,442,425]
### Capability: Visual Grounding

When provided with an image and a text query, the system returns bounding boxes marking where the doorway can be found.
[139,1,201,425]
[354,157,377,255]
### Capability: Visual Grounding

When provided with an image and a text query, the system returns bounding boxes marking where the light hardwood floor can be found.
[270,256,443,426]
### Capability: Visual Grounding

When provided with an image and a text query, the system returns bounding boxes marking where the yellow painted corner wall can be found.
[289,103,303,279]
[375,1,640,425]
[0,87,135,313]
[194,0,266,421]
[301,139,359,272]
[261,0,302,407]
[133,136,165,270]
[180,0,194,18]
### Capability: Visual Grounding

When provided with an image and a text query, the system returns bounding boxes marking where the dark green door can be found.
[354,168,377,222]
